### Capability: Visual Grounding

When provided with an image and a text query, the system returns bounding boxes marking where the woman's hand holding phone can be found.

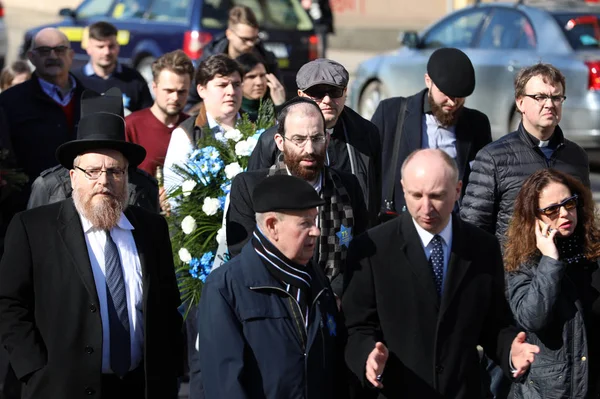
[535,220,559,260]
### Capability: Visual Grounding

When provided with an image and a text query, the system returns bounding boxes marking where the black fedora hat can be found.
[55,89,146,169]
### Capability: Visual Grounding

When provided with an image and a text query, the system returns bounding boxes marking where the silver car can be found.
[348,1,600,148]
[0,1,6,70]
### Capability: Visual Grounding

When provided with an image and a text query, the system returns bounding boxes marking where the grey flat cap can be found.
[296,58,349,90]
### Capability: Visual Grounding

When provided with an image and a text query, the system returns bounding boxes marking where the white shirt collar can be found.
[79,212,135,234]
[206,111,240,130]
[538,139,550,148]
[284,166,323,192]
[412,214,453,248]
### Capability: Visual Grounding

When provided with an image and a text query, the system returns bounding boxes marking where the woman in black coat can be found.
[504,168,600,398]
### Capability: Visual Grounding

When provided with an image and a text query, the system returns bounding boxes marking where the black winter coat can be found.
[198,241,348,399]
[506,255,600,398]
[460,124,590,242]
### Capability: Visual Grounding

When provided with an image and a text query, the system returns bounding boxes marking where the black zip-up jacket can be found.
[460,124,589,243]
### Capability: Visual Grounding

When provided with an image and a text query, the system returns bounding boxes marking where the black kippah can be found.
[253,175,325,213]
[427,47,475,98]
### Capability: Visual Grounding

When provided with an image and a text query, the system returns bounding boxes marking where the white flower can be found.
[246,136,258,153]
[178,248,192,263]
[216,227,227,245]
[214,132,226,143]
[224,162,243,179]
[224,129,243,142]
[235,140,253,157]
[181,180,197,197]
[202,197,221,216]
[181,215,197,235]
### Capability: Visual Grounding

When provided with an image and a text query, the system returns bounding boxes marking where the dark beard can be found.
[428,93,464,128]
[73,185,129,230]
[283,147,325,181]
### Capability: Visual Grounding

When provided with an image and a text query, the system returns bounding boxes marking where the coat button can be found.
[89,304,97,312]
[84,387,95,395]
[582,356,587,362]
[435,365,444,373]
[84,346,94,354]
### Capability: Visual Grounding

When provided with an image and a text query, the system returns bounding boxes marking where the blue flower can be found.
[209,159,223,175]
[220,182,231,195]
[199,252,214,282]
[218,196,227,210]
[202,146,220,160]
[189,258,201,279]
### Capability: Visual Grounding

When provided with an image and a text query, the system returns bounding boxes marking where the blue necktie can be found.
[429,235,444,297]
[104,230,131,377]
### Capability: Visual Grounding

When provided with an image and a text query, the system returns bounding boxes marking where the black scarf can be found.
[252,228,312,327]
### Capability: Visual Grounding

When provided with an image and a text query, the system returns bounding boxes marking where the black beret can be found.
[253,175,325,213]
[427,48,475,98]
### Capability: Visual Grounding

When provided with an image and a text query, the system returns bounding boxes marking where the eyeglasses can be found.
[75,166,126,180]
[32,45,71,56]
[538,194,578,218]
[282,134,327,147]
[523,94,567,105]
[230,30,260,45]
[303,87,345,100]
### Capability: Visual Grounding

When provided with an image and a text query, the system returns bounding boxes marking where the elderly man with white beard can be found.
[0,110,183,399]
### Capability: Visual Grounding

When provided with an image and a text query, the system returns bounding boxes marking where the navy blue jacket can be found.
[198,241,348,399]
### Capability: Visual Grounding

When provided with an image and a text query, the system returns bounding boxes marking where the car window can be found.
[478,8,536,50]
[201,0,313,31]
[422,10,487,48]
[554,13,600,49]
[111,0,149,19]
[76,0,115,18]
[146,0,191,22]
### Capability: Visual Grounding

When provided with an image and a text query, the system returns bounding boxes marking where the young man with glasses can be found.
[227,97,368,300]
[248,58,381,226]
[185,5,281,113]
[372,47,492,217]
[460,63,590,399]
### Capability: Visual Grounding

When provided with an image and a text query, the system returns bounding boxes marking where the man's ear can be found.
[264,213,279,241]
[274,133,285,152]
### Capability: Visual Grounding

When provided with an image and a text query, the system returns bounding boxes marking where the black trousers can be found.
[101,365,145,399]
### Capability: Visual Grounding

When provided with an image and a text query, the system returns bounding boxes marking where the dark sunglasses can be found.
[538,194,578,218]
[32,46,70,56]
[303,86,345,99]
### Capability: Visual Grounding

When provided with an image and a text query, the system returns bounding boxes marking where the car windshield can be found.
[201,0,313,31]
[554,13,600,49]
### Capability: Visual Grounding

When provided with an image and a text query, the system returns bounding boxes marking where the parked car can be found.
[0,1,7,70]
[21,0,318,99]
[348,0,600,148]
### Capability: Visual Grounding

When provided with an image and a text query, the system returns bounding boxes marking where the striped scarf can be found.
[268,157,355,281]
[252,228,312,327]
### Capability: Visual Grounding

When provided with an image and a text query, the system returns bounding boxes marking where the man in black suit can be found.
[343,149,539,399]
[372,47,491,215]
[248,59,381,225]
[0,110,183,398]
[227,97,368,298]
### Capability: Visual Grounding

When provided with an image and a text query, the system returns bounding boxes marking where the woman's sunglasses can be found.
[538,194,578,218]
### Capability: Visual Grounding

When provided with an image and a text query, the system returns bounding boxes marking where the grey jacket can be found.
[507,255,599,398]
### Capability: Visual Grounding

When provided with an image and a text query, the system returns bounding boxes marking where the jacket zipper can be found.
[250,286,328,398]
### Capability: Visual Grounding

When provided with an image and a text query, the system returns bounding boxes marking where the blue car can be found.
[22,0,318,97]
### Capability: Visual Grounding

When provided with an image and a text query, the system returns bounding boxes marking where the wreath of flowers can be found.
[168,101,275,312]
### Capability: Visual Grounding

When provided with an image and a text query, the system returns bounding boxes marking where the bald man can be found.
[0,27,88,254]
[342,149,539,399]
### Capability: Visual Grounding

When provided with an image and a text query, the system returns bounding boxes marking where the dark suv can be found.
[21,0,318,97]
